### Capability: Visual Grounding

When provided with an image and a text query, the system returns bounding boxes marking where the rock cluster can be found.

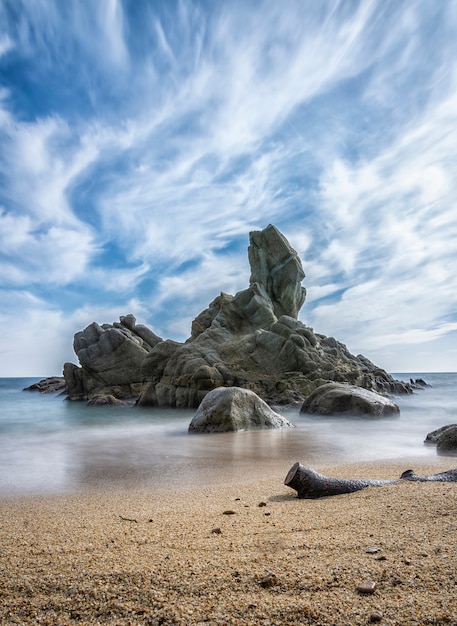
[64,225,410,407]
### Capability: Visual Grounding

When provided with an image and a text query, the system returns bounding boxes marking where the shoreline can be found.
[1,457,457,625]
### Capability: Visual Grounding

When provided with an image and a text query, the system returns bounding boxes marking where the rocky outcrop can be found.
[65,314,162,401]
[300,382,400,416]
[188,387,294,433]
[64,224,411,407]
[23,377,66,394]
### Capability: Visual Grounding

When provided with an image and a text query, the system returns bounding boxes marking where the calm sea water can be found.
[0,373,456,496]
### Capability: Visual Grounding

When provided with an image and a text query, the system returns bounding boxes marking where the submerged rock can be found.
[300,382,400,416]
[188,387,294,433]
[64,224,411,407]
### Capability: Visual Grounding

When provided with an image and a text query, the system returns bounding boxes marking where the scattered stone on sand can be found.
[258,573,279,589]
[356,581,377,594]
[1,460,456,626]
[365,546,381,554]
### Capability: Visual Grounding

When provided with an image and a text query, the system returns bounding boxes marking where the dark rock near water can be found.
[188,387,294,433]
[425,424,457,454]
[63,224,411,408]
[424,424,457,444]
[23,376,66,394]
[410,377,431,388]
[301,382,400,416]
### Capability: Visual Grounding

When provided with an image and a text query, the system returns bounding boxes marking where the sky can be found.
[1,0,457,377]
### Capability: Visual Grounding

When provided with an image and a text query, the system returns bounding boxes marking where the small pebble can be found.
[222,510,236,515]
[369,610,383,622]
[258,502,267,507]
[258,573,278,589]
[211,527,222,534]
[356,581,377,594]
[366,546,380,554]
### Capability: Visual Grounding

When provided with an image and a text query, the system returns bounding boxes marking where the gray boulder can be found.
[424,424,457,444]
[425,424,457,454]
[300,382,400,417]
[188,387,294,433]
[437,426,457,453]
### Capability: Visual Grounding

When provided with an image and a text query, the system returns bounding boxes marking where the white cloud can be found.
[1,0,457,374]
[0,291,158,377]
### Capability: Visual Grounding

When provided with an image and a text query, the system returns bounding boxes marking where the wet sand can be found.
[1,457,456,625]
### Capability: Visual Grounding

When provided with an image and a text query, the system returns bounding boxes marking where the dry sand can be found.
[1,458,456,625]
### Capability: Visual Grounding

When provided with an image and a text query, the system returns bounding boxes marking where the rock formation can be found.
[64,224,411,406]
[300,382,400,416]
[188,387,294,433]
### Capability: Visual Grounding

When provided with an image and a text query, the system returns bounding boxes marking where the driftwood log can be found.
[284,462,457,499]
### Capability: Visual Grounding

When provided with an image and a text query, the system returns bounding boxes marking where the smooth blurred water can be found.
[0,374,456,495]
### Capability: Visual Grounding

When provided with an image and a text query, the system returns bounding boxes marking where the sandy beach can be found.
[1,457,456,625]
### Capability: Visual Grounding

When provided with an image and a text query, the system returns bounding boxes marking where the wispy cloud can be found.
[0,0,456,374]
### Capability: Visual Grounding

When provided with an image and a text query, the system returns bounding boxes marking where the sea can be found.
[0,373,456,497]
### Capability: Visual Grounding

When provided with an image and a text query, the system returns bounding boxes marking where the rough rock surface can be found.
[425,424,457,454]
[188,387,294,433]
[65,314,162,401]
[23,377,66,394]
[64,225,411,406]
[300,382,400,416]
[424,424,457,444]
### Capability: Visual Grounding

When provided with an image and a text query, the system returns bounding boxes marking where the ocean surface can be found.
[0,373,456,496]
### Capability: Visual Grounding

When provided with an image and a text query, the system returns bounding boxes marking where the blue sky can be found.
[1,0,457,377]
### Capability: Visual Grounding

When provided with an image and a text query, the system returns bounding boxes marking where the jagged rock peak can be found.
[63,224,412,407]
[248,224,306,319]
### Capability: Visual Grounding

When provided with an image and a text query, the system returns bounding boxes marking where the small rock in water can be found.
[356,581,377,594]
